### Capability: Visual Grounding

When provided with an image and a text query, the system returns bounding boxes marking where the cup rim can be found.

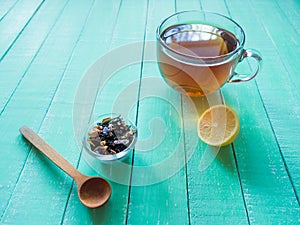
[82,113,138,161]
[156,10,245,61]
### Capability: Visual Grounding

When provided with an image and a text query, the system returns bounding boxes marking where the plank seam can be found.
[198,0,203,10]
[57,1,98,224]
[0,0,70,118]
[248,0,300,99]
[0,0,70,220]
[180,95,191,225]
[125,0,150,224]
[0,0,95,222]
[60,179,76,225]
[0,0,20,22]
[253,80,300,207]
[83,0,123,122]
[231,144,251,225]
[174,2,191,224]
[224,1,252,223]
[247,0,300,207]
[60,0,124,223]
[275,0,300,35]
[225,0,300,216]
[26,0,96,221]
[0,0,46,62]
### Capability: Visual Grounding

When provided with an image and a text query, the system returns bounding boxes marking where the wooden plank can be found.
[245,1,300,94]
[0,1,96,224]
[201,0,228,14]
[222,84,300,224]
[276,0,300,34]
[0,0,69,116]
[60,0,150,224]
[0,1,298,225]
[176,1,250,224]
[223,0,300,223]
[247,0,300,92]
[89,0,149,222]
[175,0,201,11]
[0,0,69,215]
[0,0,44,60]
[0,0,19,22]
[125,0,192,223]
[59,1,146,224]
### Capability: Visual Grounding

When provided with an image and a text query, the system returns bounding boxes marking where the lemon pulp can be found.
[198,104,240,146]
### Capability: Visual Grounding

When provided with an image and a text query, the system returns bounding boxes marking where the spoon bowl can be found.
[78,176,111,208]
[19,126,111,208]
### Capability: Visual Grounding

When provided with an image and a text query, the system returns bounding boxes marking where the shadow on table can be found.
[183,91,239,173]
[197,145,236,172]
[89,201,111,224]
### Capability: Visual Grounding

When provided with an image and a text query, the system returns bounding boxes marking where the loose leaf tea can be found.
[87,116,136,155]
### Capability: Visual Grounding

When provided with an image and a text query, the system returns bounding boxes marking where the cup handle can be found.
[228,49,262,83]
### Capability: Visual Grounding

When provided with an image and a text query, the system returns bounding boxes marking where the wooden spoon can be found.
[19,126,111,208]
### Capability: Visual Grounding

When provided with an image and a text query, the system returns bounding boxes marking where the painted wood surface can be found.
[0,0,299,224]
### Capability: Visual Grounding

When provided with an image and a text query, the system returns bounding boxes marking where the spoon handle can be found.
[19,126,84,181]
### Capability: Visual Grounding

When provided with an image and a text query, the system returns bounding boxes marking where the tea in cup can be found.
[157,11,262,96]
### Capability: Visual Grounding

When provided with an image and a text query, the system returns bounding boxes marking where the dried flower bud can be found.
[88,127,100,138]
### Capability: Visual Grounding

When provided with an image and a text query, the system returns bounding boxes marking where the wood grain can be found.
[0,0,18,22]
[224,0,300,223]
[0,0,68,114]
[19,126,83,181]
[0,0,95,224]
[124,0,192,224]
[0,0,44,60]
[0,0,69,217]
[178,1,250,224]
[0,0,300,224]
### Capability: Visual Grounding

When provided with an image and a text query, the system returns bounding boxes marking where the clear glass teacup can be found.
[157,10,262,96]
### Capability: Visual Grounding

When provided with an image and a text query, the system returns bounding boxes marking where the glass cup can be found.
[156,10,262,96]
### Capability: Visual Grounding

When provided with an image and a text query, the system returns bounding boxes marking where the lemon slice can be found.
[198,104,240,146]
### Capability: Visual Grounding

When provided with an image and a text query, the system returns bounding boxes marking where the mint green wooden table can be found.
[1,0,299,224]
